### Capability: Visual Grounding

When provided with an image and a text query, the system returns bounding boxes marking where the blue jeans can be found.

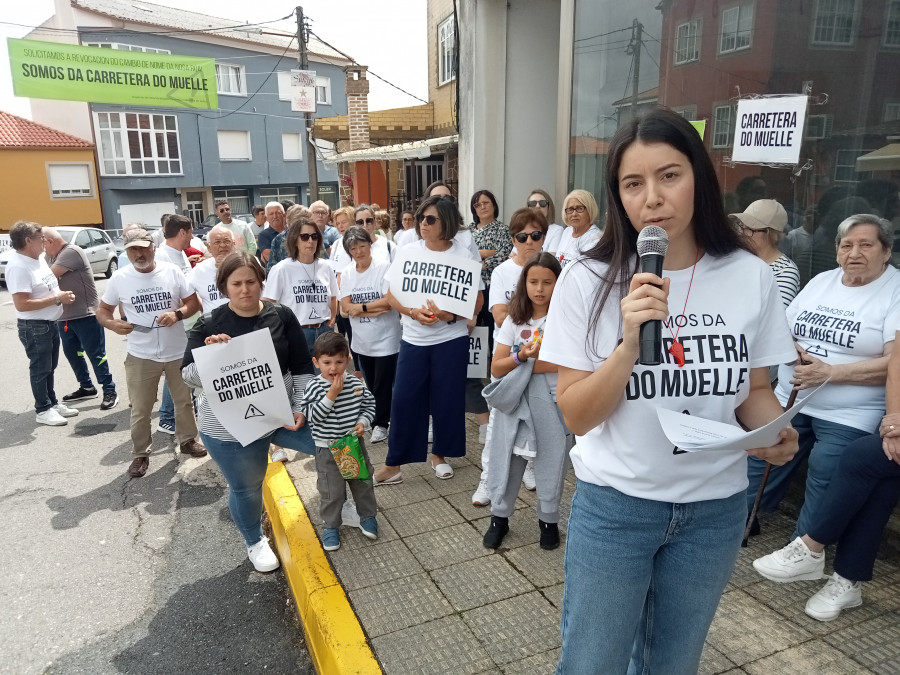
[556,482,745,675]
[746,412,871,539]
[58,316,115,394]
[200,425,314,546]
[159,381,174,427]
[17,319,60,413]
[302,324,332,372]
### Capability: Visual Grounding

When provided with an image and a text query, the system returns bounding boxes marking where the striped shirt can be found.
[769,254,801,308]
[300,373,375,447]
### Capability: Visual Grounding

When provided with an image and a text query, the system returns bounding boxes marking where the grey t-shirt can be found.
[48,244,98,320]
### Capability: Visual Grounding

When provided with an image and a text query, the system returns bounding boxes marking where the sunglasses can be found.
[418,214,440,225]
[514,231,545,243]
[298,232,320,241]
[355,217,375,225]
[564,205,587,215]
[527,199,549,208]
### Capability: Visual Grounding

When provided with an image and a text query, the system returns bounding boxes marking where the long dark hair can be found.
[508,252,562,325]
[585,107,746,342]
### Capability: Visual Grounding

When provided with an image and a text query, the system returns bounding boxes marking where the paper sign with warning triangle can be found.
[245,404,265,419]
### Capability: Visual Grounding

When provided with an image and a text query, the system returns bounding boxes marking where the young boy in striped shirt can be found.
[300,331,378,551]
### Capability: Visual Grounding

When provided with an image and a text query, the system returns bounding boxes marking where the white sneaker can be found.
[371,425,388,443]
[36,408,68,426]
[271,448,288,463]
[247,537,280,573]
[478,424,488,444]
[522,461,536,491]
[54,403,79,418]
[753,537,825,582]
[472,477,491,506]
[805,572,862,621]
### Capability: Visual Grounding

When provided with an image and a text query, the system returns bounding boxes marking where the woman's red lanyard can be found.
[666,249,700,368]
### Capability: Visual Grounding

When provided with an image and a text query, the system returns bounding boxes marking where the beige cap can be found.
[731,199,787,233]
[123,229,153,249]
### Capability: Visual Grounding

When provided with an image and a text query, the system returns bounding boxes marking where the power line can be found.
[575,26,634,43]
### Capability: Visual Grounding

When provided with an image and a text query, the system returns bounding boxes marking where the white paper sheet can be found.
[657,381,828,452]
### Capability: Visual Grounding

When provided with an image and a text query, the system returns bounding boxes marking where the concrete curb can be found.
[263,461,382,675]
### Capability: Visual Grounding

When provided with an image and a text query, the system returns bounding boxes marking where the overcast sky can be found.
[0,0,427,119]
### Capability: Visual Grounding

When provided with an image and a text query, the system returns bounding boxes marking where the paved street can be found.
[0,280,312,675]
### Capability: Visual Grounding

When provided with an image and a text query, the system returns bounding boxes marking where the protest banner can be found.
[388,247,482,318]
[467,326,489,378]
[290,69,317,113]
[0,234,10,254]
[8,38,217,109]
[731,96,808,165]
[191,329,294,446]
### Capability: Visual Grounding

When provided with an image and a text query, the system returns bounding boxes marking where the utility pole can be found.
[297,6,318,202]
[627,19,643,120]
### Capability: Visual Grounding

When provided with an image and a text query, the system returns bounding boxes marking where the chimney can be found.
[345,65,371,151]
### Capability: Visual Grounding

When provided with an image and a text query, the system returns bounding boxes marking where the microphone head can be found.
[636,225,669,257]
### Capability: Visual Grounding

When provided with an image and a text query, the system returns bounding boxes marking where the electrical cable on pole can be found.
[626,19,643,120]
[297,5,318,202]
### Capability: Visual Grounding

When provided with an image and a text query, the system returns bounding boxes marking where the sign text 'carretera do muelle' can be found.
[191,329,293,446]
[388,247,482,318]
[8,38,218,109]
[731,96,808,165]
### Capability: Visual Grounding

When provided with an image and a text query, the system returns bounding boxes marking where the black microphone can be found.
[636,225,669,366]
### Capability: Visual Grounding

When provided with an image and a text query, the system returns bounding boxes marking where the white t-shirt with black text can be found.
[339,260,401,357]
[489,258,524,341]
[541,250,796,503]
[497,314,557,396]
[556,226,602,268]
[156,243,192,276]
[6,253,62,321]
[265,258,338,326]
[187,258,228,313]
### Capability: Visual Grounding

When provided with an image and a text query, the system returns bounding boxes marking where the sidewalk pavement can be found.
[282,417,900,674]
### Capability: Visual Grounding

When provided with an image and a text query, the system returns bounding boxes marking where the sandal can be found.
[374,469,403,485]
[431,460,454,480]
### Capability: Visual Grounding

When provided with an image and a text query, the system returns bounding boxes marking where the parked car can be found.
[1,226,119,287]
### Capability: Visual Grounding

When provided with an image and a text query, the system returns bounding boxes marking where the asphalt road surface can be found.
[0,278,313,674]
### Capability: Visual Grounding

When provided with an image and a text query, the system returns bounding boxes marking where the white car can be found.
[0,226,118,286]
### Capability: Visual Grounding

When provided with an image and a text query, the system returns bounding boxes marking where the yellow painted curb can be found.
[263,461,382,675]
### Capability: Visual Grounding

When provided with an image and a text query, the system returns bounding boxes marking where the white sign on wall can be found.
[290,69,317,113]
[731,96,808,165]
[388,247,482,319]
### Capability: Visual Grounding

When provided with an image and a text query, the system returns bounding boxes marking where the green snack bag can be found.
[328,434,370,480]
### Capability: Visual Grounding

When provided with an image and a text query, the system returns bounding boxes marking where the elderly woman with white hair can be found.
[746,213,900,542]
[555,189,603,268]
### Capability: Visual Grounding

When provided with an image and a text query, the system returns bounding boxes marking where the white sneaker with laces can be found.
[54,403,79,418]
[36,408,68,426]
[753,537,825,582]
[247,537,280,572]
[472,477,491,506]
[522,461,537,491]
[371,425,388,443]
[805,572,862,621]
[271,448,288,463]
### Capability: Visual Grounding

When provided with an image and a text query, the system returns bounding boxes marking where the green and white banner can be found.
[8,38,218,109]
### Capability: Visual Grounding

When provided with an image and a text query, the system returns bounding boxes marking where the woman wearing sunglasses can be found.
[263,214,338,356]
[375,195,485,484]
[526,189,565,256]
[556,189,603,268]
[354,204,397,265]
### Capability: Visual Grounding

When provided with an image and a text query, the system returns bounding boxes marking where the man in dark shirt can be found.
[258,201,285,267]
[42,227,119,410]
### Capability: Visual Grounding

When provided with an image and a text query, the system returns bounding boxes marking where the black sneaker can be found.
[62,386,97,402]
[539,520,560,550]
[483,516,509,549]
[100,392,119,410]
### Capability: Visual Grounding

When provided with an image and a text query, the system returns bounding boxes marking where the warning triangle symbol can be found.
[244,404,265,419]
[360,316,371,323]
[309,307,322,320]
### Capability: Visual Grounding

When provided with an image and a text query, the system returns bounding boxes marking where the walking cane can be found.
[741,360,806,547]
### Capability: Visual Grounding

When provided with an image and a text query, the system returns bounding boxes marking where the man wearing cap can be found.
[96,229,206,478]
[731,199,800,308]
[7,221,79,427]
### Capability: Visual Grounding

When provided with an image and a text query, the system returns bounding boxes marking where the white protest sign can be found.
[731,96,808,164]
[290,69,317,113]
[191,328,294,446]
[0,234,10,253]
[467,326,489,378]
[388,246,482,318]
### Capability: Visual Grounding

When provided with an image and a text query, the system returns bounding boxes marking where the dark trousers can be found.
[58,316,115,394]
[357,352,398,429]
[386,336,468,465]
[806,433,900,582]
[17,319,60,413]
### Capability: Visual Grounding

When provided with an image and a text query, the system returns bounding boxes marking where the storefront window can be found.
[569,0,900,286]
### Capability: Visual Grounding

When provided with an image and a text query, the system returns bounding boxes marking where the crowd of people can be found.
[7,106,900,674]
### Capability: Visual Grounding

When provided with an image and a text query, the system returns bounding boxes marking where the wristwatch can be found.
[174,309,184,321]
[362,303,368,313]
[446,314,458,324]
[55,295,62,306]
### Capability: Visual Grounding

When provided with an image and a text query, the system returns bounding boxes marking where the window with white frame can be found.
[673,106,698,120]
[282,133,303,161]
[712,105,734,148]
[884,103,900,122]
[213,189,251,214]
[83,42,170,54]
[438,15,456,86]
[217,130,251,161]
[674,19,701,64]
[805,114,833,139]
[215,63,246,96]
[316,76,331,105]
[834,149,873,182]
[885,0,900,47]
[259,187,299,204]
[812,0,857,46]
[46,163,93,198]
[95,111,181,176]
[720,3,754,54]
